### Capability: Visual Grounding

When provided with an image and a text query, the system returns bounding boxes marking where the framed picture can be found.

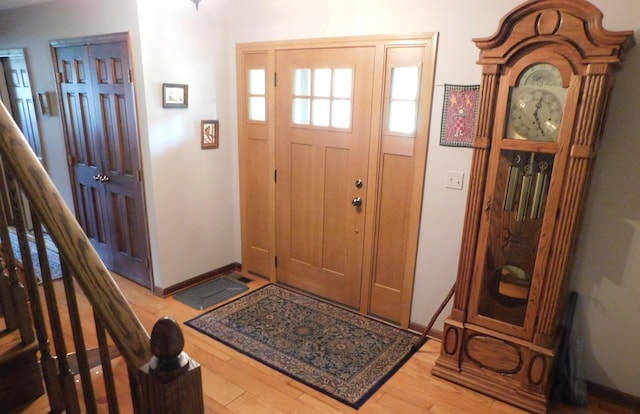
[201,120,219,149]
[162,83,188,108]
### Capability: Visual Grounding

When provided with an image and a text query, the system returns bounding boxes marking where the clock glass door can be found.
[477,149,556,327]
[471,63,567,334]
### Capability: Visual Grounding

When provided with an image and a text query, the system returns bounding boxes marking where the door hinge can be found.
[128,69,132,83]
[67,154,74,167]
[56,72,63,84]
[274,256,278,268]
[137,170,142,181]
[274,72,277,87]
[274,169,277,183]
[145,258,150,269]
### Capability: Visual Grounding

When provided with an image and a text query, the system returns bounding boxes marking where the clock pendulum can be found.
[516,153,535,221]
[503,153,522,211]
[530,160,549,220]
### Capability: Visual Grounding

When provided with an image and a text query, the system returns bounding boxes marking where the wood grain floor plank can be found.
[14,273,637,413]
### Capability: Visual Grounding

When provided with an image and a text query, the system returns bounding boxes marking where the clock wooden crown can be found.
[432,1,634,413]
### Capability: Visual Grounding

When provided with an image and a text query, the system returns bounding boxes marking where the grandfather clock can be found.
[431,1,634,412]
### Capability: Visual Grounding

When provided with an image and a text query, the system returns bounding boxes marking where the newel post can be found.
[139,317,204,413]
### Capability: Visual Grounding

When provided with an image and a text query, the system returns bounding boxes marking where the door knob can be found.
[355,179,363,189]
[93,174,111,183]
[352,196,362,207]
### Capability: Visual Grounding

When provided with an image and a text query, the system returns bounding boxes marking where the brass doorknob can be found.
[352,197,362,207]
[93,174,111,183]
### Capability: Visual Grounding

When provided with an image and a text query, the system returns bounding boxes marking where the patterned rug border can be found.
[185,283,423,408]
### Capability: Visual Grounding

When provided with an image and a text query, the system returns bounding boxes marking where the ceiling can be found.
[0,0,54,11]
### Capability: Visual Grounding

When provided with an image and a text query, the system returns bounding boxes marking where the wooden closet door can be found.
[87,41,149,285]
[54,36,151,288]
[56,44,112,263]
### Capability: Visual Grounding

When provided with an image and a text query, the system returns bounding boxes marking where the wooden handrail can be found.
[0,102,152,373]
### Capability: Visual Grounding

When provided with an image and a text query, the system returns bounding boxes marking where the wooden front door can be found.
[275,47,375,308]
[53,35,151,288]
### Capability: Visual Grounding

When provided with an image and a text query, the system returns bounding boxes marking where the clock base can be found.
[432,321,561,414]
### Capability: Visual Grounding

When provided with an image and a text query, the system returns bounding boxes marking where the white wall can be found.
[570,31,640,394]
[1,0,638,398]
[226,0,640,397]
[134,0,239,288]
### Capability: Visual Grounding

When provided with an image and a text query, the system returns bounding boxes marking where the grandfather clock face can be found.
[507,63,566,141]
[475,62,568,328]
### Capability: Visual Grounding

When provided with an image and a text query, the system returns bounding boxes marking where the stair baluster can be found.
[0,88,203,414]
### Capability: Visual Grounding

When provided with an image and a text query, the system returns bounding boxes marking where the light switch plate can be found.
[446,170,464,190]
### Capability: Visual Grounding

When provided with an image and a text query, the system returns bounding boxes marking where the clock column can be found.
[535,69,615,348]
[452,64,500,318]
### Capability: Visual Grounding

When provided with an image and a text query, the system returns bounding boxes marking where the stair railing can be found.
[0,101,203,413]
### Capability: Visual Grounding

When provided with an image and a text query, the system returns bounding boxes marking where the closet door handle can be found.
[93,174,111,183]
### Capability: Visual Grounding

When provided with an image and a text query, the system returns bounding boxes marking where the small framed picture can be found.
[162,83,188,108]
[201,120,219,149]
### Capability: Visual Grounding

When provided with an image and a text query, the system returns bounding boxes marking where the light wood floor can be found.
[17,272,637,413]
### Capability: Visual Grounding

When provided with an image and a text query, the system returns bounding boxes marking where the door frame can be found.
[237,34,438,326]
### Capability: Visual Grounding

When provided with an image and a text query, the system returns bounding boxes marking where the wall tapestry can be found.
[440,84,479,147]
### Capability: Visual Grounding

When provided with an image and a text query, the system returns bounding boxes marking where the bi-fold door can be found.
[52,34,151,289]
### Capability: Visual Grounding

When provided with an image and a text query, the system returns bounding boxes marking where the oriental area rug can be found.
[185,284,420,408]
[8,227,62,281]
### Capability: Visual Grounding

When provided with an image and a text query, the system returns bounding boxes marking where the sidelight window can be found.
[388,66,419,135]
[248,69,266,121]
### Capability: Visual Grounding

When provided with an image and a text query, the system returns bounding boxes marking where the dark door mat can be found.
[226,273,253,284]
[174,276,249,310]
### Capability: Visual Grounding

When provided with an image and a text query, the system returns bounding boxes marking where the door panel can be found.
[54,37,151,288]
[275,47,375,308]
[56,45,111,259]
[89,42,149,284]
[237,52,272,278]
[1,50,43,228]
[368,45,433,324]
[2,55,42,161]
[76,168,110,259]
